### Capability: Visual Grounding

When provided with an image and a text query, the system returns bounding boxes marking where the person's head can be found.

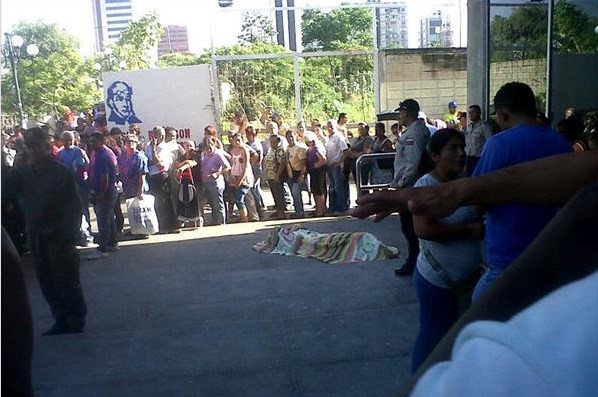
[458,111,467,128]
[557,116,584,144]
[565,106,577,119]
[468,105,482,123]
[204,136,219,154]
[55,120,66,133]
[204,125,218,138]
[24,128,52,163]
[419,128,466,179]
[109,126,123,140]
[231,132,243,148]
[165,127,177,142]
[448,101,458,114]
[296,121,306,136]
[245,125,256,142]
[123,134,140,153]
[375,122,386,138]
[107,81,134,119]
[152,126,165,143]
[94,115,107,129]
[271,111,282,126]
[493,82,537,130]
[129,124,141,135]
[269,134,281,149]
[90,132,106,153]
[76,117,86,129]
[326,119,338,136]
[266,120,279,135]
[391,123,399,137]
[305,131,318,148]
[233,110,246,125]
[285,129,296,146]
[337,113,348,125]
[181,139,196,154]
[396,99,420,127]
[62,131,75,148]
[357,122,370,137]
[311,119,321,131]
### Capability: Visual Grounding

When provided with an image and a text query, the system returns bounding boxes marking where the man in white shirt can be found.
[325,119,349,214]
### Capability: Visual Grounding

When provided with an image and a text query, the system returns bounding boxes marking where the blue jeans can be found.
[327,165,347,213]
[412,267,459,373]
[472,266,505,302]
[94,191,117,251]
[234,186,250,210]
[288,173,304,215]
[204,182,226,225]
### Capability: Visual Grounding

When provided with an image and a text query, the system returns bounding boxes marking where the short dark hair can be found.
[94,115,107,127]
[337,113,348,122]
[469,105,481,113]
[493,82,536,118]
[418,128,465,177]
[375,122,385,132]
[91,132,105,143]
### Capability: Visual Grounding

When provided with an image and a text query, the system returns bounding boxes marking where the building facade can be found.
[419,10,453,48]
[369,1,409,49]
[92,0,134,53]
[157,25,190,57]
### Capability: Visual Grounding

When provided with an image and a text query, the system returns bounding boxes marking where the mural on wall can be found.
[107,81,142,125]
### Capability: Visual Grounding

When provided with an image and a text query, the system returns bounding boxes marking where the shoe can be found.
[105,245,120,252]
[87,250,109,260]
[41,323,69,336]
[394,264,415,276]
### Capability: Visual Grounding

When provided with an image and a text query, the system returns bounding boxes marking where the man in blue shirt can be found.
[471,82,572,300]
[88,133,118,260]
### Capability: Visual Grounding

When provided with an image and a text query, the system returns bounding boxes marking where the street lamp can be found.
[2,33,39,127]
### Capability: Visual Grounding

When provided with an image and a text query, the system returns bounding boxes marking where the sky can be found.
[1,0,467,56]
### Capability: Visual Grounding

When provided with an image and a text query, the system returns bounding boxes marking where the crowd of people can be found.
[1,80,597,396]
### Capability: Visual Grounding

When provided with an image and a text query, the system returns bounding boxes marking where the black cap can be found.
[396,99,420,114]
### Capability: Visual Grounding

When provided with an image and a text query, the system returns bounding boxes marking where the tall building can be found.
[92,0,134,53]
[274,0,297,51]
[157,25,190,57]
[370,1,409,49]
[419,10,453,48]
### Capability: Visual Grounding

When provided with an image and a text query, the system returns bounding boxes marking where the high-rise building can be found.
[157,25,190,57]
[92,0,134,53]
[274,0,297,51]
[419,10,453,48]
[369,1,409,49]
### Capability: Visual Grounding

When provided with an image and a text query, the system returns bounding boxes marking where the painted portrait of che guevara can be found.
[106,81,142,125]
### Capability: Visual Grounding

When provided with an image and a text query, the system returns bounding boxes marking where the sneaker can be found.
[87,250,109,261]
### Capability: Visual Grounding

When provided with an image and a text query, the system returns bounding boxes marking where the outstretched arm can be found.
[352,151,598,221]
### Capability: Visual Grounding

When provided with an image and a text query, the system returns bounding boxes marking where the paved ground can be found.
[24,210,418,396]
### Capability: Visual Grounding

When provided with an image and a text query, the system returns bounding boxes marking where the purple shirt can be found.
[307,146,324,171]
[200,151,230,187]
[118,150,149,199]
[90,147,117,194]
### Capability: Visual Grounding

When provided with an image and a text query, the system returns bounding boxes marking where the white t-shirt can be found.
[411,271,598,397]
[414,173,482,288]
[325,133,348,165]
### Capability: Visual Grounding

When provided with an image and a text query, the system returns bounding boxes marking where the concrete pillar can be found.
[467,0,489,116]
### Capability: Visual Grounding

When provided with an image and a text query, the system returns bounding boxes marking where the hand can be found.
[351,189,408,222]
[211,171,220,179]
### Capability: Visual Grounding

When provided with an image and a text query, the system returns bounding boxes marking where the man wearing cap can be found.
[7,127,87,335]
[391,99,430,276]
[464,105,493,176]
[443,101,459,127]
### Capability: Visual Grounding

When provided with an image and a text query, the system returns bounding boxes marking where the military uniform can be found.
[8,158,87,332]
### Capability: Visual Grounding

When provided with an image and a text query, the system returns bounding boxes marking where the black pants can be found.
[148,173,177,232]
[400,210,419,269]
[30,232,86,328]
[114,193,124,234]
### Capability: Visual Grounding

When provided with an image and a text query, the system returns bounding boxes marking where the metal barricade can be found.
[355,152,395,198]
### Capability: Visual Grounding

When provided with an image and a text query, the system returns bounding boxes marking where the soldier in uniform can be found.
[390,99,431,276]
[7,127,87,335]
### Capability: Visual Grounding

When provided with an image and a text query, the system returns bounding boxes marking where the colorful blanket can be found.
[254,224,399,264]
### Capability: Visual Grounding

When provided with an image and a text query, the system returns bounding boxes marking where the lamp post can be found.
[2,33,39,127]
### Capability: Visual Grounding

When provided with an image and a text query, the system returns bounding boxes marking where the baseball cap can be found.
[396,99,420,114]
[448,101,458,109]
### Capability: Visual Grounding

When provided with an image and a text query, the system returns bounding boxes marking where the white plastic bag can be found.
[126,194,159,235]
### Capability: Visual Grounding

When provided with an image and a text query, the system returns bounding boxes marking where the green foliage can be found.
[1,21,101,119]
[111,12,164,70]
[238,11,276,45]
[301,7,373,51]
[157,52,201,68]
[490,1,598,61]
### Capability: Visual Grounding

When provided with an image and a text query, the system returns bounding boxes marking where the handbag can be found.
[126,194,159,235]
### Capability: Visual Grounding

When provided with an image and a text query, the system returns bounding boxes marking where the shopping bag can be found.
[126,194,159,235]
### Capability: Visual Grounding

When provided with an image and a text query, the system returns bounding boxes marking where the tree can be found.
[157,53,201,68]
[238,11,276,45]
[110,12,164,70]
[1,21,101,120]
[301,8,373,51]
[553,0,598,54]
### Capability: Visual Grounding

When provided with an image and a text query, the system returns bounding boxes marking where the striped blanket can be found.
[254,224,399,264]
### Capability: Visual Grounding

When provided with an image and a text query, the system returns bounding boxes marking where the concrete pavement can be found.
[24,214,418,397]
